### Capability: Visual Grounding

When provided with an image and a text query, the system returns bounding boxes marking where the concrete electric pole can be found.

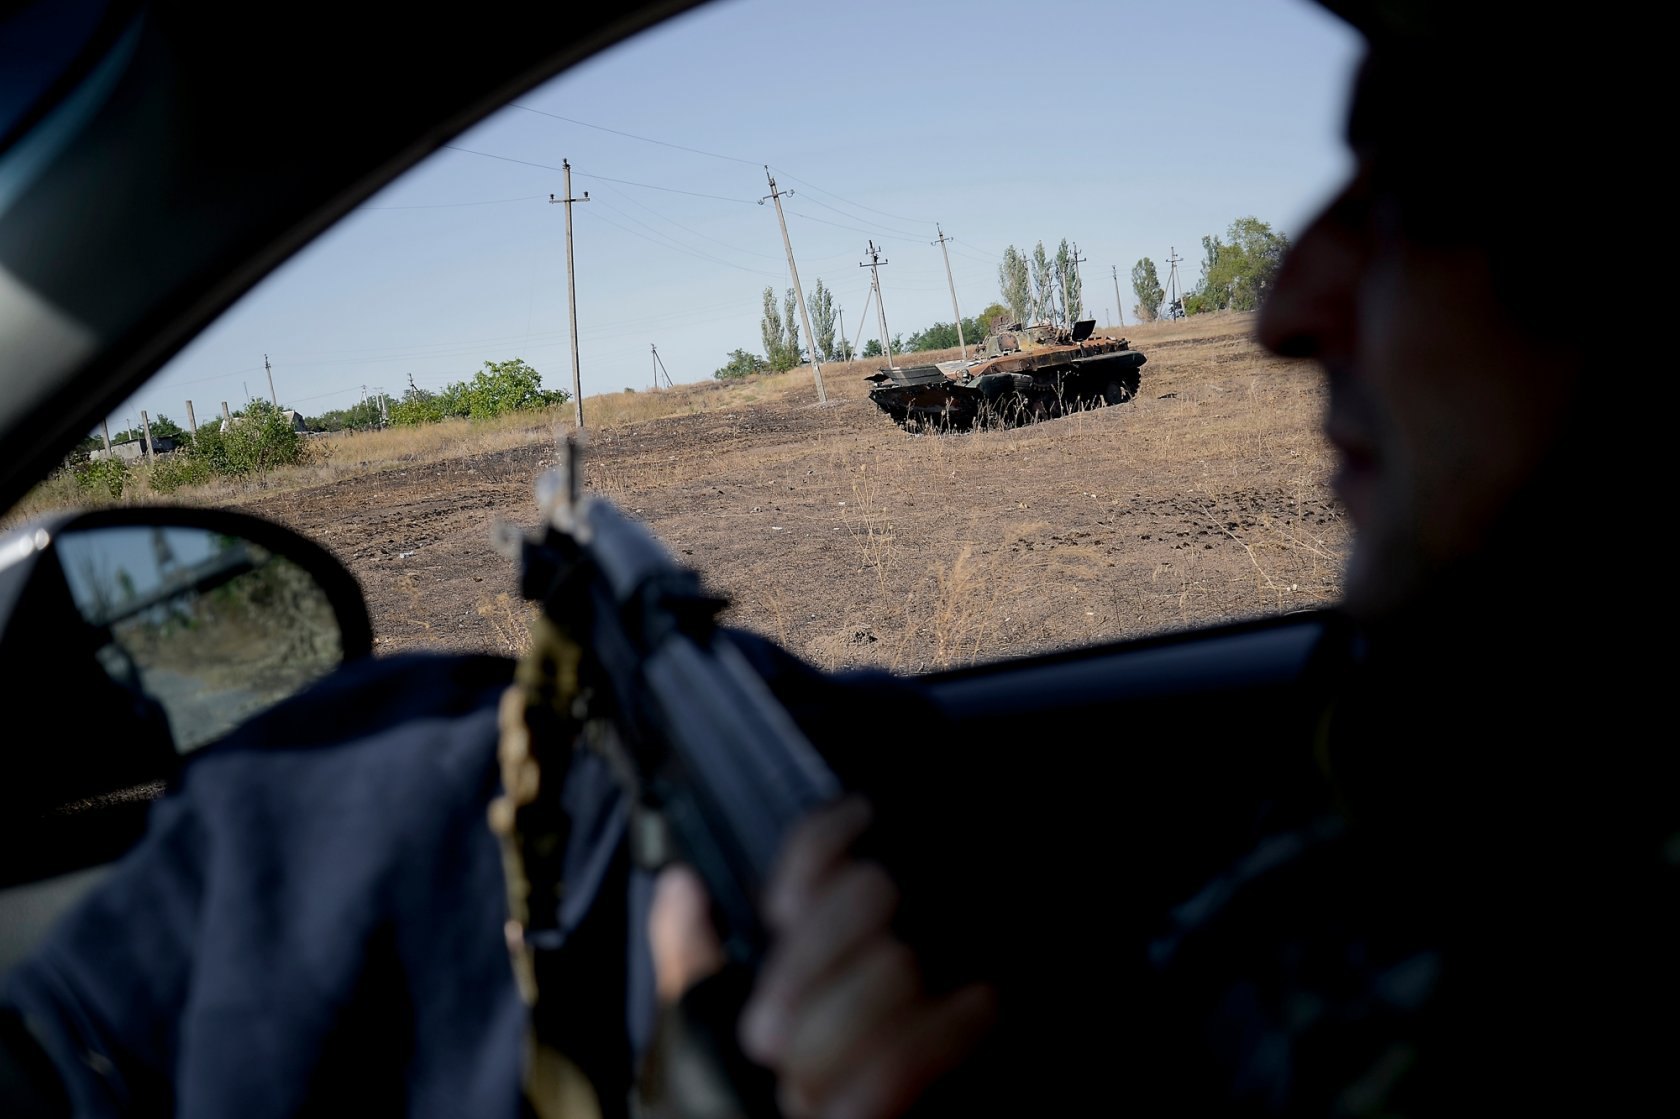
[550,160,590,429]
[651,343,673,389]
[761,170,826,404]
[860,241,894,369]
[932,224,967,359]
[1166,246,1188,319]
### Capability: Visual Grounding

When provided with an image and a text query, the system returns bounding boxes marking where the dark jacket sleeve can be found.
[2,653,535,1119]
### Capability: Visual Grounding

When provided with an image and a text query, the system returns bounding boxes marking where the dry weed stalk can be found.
[928,545,1000,668]
[476,592,533,656]
[840,462,895,592]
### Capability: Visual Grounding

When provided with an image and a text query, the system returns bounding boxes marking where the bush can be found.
[390,359,568,426]
[146,454,214,493]
[74,457,129,499]
[189,400,302,475]
[714,349,768,380]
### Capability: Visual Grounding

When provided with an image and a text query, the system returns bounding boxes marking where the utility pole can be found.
[550,160,590,429]
[837,306,847,362]
[139,411,155,463]
[651,344,673,389]
[185,401,198,436]
[761,170,826,403]
[849,282,876,363]
[100,421,112,455]
[1112,264,1126,328]
[932,224,967,359]
[221,401,231,425]
[1166,246,1188,319]
[264,354,277,406]
[860,241,895,368]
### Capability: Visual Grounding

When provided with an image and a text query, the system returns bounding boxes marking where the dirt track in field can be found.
[237,313,1349,674]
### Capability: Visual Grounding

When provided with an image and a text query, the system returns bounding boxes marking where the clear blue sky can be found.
[115,0,1363,430]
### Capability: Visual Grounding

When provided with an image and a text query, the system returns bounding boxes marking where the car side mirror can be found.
[0,506,372,819]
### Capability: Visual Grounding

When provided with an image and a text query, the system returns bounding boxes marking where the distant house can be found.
[233,408,310,433]
[90,435,181,462]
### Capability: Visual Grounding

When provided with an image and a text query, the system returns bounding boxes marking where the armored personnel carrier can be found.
[864,320,1145,432]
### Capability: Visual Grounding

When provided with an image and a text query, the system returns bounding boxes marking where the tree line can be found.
[715,215,1288,379]
[68,358,568,498]
[1130,216,1290,322]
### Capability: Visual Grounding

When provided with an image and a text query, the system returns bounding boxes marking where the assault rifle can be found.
[497,430,840,954]
[492,433,841,991]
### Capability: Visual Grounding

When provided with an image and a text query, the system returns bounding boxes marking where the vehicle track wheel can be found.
[1103,372,1139,405]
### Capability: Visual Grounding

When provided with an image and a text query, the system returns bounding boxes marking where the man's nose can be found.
[1256,205,1357,361]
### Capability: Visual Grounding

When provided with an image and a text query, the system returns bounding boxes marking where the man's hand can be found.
[647,799,998,1119]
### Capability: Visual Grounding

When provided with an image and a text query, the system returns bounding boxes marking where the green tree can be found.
[388,361,566,426]
[759,287,803,372]
[147,413,186,440]
[390,384,443,426]
[861,339,883,358]
[975,301,1012,333]
[308,398,385,431]
[905,322,960,351]
[903,315,990,352]
[998,247,1032,325]
[1131,258,1165,322]
[1195,216,1291,312]
[809,279,838,361]
[1055,239,1084,326]
[714,349,769,380]
[188,398,302,476]
[761,287,784,368]
[75,458,128,498]
[465,358,563,418]
[1030,241,1055,324]
[783,289,801,366]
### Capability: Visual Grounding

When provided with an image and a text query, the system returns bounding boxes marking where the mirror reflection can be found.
[55,525,345,753]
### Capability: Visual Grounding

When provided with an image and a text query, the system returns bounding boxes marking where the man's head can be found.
[1258,4,1597,622]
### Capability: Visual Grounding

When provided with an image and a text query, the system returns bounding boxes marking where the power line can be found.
[587,202,784,278]
[286,386,363,405]
[502,106,934,232]
[169,366,265,387]
[952,238,1001,260]
[780,190,930,241]
[510,103,762,166]
[784,207,900,240]
[363,195,545,211]
[443,144,567,174]
[592,184,785,261]
[769,167,934,226]
[570,167,757,205]
[442,145,756,204]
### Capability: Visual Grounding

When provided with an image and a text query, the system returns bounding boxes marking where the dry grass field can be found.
[15,311,1348,674]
